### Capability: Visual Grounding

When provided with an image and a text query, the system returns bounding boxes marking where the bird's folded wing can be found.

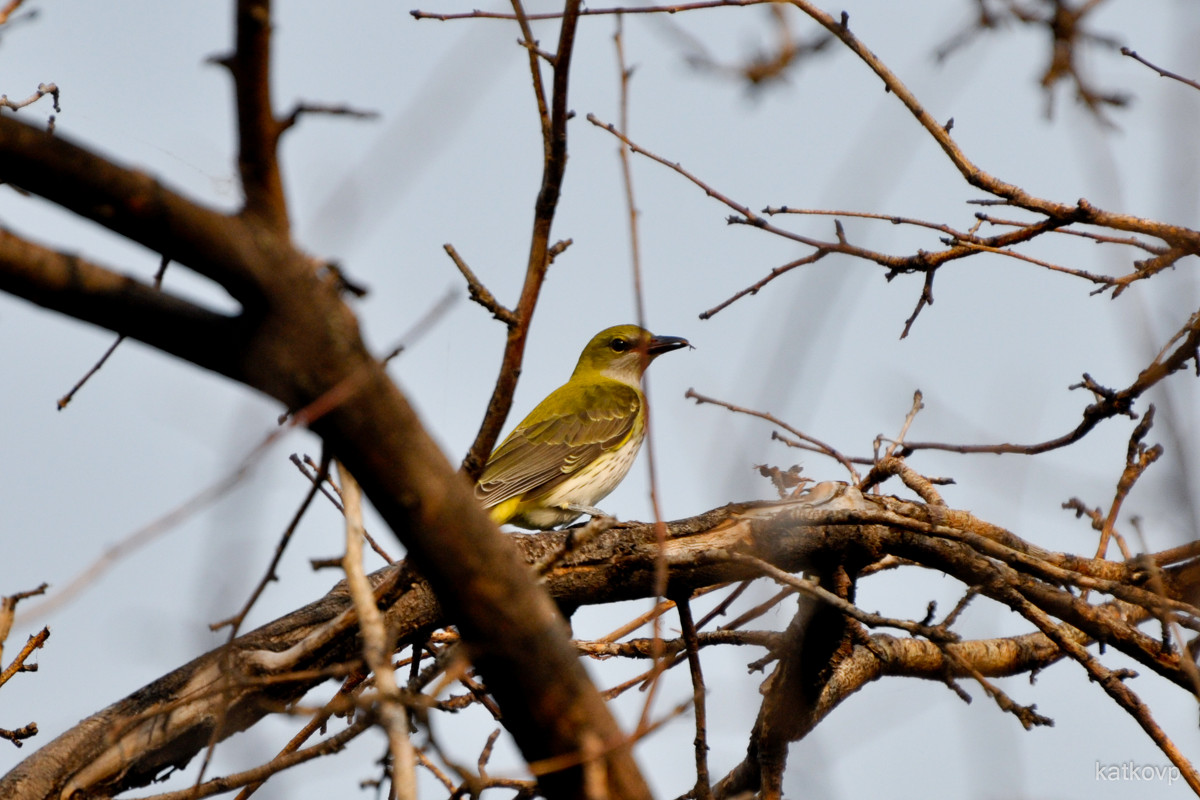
[475,382,641,507]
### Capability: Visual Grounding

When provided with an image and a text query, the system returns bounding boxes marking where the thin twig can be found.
[577,630,776,659]
[412,0,777,22]
[233,671,371,799]
[132,716,374,800]
[0,81,59,114]
[1008,591,1200,793]
[460,0,584,481]
[0,0,28,25]
[0,584,46,653]
[721,552,960,642]
[604,588,794,700]
[290,455,396,564]
[699,251,827,319]
[686,388,860,480]
[0,627,49,690]
[1095,406,1162,560]
[901,310,1200,457]
[279,102,380,132]
[444,244,515,325]
[210,453,331,634]
[380,287,461,365]
[974,212,1166,254]
[878,390,924,460]
[608,11,674,739]
[1121,47,1200,92]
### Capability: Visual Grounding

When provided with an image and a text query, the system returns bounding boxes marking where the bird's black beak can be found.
[647,335,691,357]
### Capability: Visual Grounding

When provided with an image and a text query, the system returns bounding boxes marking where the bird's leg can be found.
[562,503,615,524]
[559,504,634,529]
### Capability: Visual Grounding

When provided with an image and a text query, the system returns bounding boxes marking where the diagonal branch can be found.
[461,0,585,481]
[1008,591,1200,793]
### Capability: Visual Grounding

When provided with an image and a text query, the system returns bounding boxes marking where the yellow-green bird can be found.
[475,324,690,529]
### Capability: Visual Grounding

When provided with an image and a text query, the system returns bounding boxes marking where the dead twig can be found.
[686,388,861,481]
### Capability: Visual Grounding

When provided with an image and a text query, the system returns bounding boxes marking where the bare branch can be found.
[902,313,1200,457]
[461,0,586,481]
[223,0,288,228]
[279,101,380,131]
[7,486,1199,798]
[56,255,170,410]
[1095,405,1163,559]
[686,387,862,480]
[0,0,30,25]
[133,717,374,800]
[209,454,331,635]
[338,464,415,800]
[0,628,48,692]
[0,231,243,380]
[674,596,713,800]
[0,82,59,114]
[0,116,270,303]
[722,552,959,642]
[1122,46,1200,92]
[412,0,777,22]
[0,584,46,651]
[444,244,515,325]
[1007,591,1200,793]
[786,0,1199,252]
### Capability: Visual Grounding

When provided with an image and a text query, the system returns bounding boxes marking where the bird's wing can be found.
[474,381,642,508]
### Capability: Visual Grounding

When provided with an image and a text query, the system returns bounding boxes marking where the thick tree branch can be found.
[0,116,268,305]
[227,0,289,229]
[0,230,245,380]
[6,486,1197,799]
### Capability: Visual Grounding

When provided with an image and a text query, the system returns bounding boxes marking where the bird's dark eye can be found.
[610,337,630,352]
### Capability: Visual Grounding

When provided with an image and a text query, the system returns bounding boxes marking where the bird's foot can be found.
[563,503,613,521]
[560,509,619,546]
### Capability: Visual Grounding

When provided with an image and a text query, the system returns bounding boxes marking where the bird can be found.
[475,324,690,530]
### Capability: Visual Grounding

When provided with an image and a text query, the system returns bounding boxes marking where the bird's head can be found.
[570,324,690,386]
